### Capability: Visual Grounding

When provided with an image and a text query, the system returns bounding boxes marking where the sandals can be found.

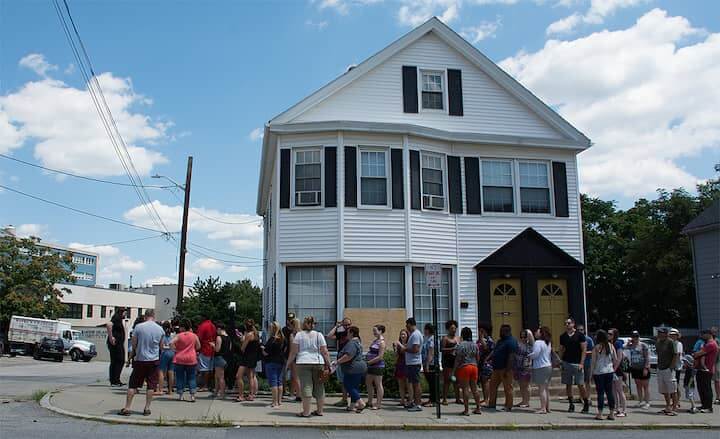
[311,410,323,417]
[473,408,482,415]
[355,404,366,413]
[118,408,131,416]
[142,409,151,416]
[296,412,312,418]
[460,411,470,416]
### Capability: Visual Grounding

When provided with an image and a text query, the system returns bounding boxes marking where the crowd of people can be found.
[108,308,720,420]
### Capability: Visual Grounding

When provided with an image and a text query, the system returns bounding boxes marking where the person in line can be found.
[626,330,651,409]
[577,324,594,391]
[171,318,200,402]
[656,327,679,415]
[441,320,461,406]
[421,323,437,407]
[118,309,164,416]
[682,354,698,413]
[476,322,495,403]
[106,308,127,387]
[213,322,231,399]
[693,329,718,413]
[196,314,216,392]
[559,317,590,413]
[262,321,285,408]
[157,321,175,395]
[286,316,332,417]
[236,319,260,402]
[528,326,553,414]
[336,326,367,413]
[327,317,353,408]
[394,329,410,407]
[608,328,627,417]
[396,317,423,412]
[365,324,386,410]
[281,313,300,402]
[669,328,684,411]
[485,324,518,411]
[514,329,534,409]
[452,327,482,416]
[590,329,619,421]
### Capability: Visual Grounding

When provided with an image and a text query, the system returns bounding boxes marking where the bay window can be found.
[346,266,404,308]
[294,149,322,206]
[287,266,336,337]
[359,150,388,206]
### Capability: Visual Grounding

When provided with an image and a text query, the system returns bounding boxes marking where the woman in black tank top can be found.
[213,323,231,399]
[235,319,260,401]
[441,320,461,405]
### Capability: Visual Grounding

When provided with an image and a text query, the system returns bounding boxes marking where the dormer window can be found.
[421,70,444,110]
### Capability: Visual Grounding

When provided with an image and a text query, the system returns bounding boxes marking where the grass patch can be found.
[31,389,50,402]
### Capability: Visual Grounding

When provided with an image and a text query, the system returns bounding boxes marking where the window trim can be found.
[357,146,392,209]
[420,151,448,212]
[344,265,406,309]
[418,68,448,113]
[517,160,554,215]
[290,146,324,209]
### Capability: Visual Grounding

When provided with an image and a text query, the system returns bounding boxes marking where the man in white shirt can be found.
[398,317,423,412]
[669,328,683,412]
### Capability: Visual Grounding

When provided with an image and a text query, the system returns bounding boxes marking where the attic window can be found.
[421,71,444,110]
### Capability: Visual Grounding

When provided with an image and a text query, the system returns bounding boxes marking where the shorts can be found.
[532,366,553,385]
[367,367,384,376]
[159,350,175,372]
[561,362,584,386]
[455,364,478,382]
[657,368,677,394]
[583,363,592,383]
[197,353,214,372]
[265,362,283,387]
[405,364,422,384]
[630,367,650,380]
[296,364,325,399]
[128,360,159,390]
[214,356,227,369]
[394,364,406,379]
[714,367,720,382]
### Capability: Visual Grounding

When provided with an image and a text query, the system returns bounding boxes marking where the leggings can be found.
[593,373,615,412]
[343,372,363,403]
[424,369,438,403]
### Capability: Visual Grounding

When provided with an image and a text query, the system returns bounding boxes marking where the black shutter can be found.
[409,150,421,210]
[402,66,418,113]
[552,161,569,217]
[279,149,290,209]
[447,69,464,116]
[447,155,462,214]
[464,157,481,214]
[391,148,404,209]
[344,146,357,207]
[324,147,337,207]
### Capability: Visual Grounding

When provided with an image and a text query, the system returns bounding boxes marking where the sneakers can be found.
[568,403,575,413]
[643,402,651,410]
[407,404,423,412]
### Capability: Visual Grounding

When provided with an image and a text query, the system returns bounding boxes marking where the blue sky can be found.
[1,0,718,287]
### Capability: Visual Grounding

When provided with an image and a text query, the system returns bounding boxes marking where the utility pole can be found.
[177,156,193,312]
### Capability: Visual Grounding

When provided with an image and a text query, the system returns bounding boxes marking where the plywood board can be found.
[343,308,407,350]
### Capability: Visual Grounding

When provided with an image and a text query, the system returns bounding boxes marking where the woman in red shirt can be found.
[171,319,201,402]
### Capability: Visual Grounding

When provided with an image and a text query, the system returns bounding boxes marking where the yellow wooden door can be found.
[538,279,568,349]
[490,279,523,339]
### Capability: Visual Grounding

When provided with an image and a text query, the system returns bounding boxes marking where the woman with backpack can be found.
[336,326,367,413]
[591,329,620,420]
[626,331,651,409]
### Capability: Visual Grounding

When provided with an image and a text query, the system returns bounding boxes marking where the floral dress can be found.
[513,341,532,381]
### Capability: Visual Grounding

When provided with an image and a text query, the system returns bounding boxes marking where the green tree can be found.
[0,235,73,331]
[177,276,261,326]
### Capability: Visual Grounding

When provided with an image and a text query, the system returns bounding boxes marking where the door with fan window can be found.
[490,279,522,339]
[538,279,568,349]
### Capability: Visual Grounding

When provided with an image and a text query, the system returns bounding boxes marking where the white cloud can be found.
[15,223,48,238]
[305,19,329,30]
[192,257,224,272]
[461,18,502,44]
[68,243,121,257]
[501,9,719,198]
[398,0,460,27]
[314,0,383,15]
[0,58,169,177]
[249,127,264,141]
[19,54,58,77]
[68,242,145,285]
[144,275,176,285]
[227,265,249,273]
[547,0,649,35]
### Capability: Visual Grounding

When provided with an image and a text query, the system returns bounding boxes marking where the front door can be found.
[490,278,522,339]
[538,279,568,349]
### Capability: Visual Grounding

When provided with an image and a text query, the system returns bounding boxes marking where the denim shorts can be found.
[405,364,422,384]
[197,353,214,372]
[214,356,227,369]
[266,362,283,388]
[159,350,175,372]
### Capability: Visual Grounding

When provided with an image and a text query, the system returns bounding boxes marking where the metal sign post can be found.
[425,263,442,419]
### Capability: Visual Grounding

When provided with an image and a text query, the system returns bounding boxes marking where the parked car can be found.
[33,337,64,362]
[618,336,658,368]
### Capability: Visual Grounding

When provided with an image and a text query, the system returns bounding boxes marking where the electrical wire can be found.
[0,183,176,235]
[92,234,169,247]
[0,153,173,189]
[167,189,262,225]
[188,241,264,260]
[186,247,265,266]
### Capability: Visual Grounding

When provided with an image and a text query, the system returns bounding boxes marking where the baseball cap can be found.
[287,312,295,320]
[669,328,680,336]
[631,330,640,337]
[657,327,668,333]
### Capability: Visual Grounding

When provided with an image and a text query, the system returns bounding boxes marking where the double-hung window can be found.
[421,71,444,110]
[421,153,445,210]
[482,160,514,213]
[519,162,551,214]
[360,150,388,206]
[346,267,404,308]
[294,149,322,206]
[287,266,336,339]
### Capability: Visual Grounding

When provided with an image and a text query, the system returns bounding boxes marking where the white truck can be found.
[8,315,97,362]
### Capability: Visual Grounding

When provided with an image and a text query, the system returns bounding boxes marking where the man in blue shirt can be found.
[578,325,594,388]
[485,324,518,411]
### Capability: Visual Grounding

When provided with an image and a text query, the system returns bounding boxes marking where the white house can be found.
[256,18,590,345]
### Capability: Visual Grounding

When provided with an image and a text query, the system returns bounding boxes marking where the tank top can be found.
[218,334,231,360]
[173,332,198,366]
[243,337,260,362]
[442,336,458,365]
[366,338,385,368]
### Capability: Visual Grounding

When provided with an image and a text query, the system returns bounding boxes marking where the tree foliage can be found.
[583,178,719,333]
[177,276,261,326]
[0,235,74,331]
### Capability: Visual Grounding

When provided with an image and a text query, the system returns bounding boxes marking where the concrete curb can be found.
[39,392,719,431]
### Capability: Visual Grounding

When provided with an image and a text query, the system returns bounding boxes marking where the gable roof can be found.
[682,199,720,235]
[475,227,584,269]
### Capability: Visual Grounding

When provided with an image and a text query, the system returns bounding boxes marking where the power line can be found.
[92,234,169,247]
[188,241,264,260]
[0,183,175,235]
[0,153,173,189]
[186,247,265,266]
[167,189,262,225]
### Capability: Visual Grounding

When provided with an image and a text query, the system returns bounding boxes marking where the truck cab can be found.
[61,329,97,362]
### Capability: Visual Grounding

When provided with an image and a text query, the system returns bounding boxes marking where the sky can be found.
[1,0,718,288]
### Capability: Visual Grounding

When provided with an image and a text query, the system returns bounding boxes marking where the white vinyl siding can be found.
[482,160,514,213]
[294,149,322,206]
[287,266,336,337]
[421,152,445,210]
[519,161,551,214]
[346,267,404,308]
[412,267,451,336]
[359,149,389,207]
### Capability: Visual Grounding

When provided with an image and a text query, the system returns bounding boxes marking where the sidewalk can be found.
[44,383,720,430]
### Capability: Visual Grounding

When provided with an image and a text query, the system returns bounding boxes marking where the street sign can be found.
[424,263,442,288]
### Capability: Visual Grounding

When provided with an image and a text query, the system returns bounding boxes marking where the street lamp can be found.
[151,174,185,191]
